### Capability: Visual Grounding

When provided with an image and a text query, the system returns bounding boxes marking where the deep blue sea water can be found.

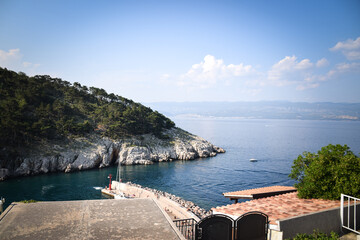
[1,118,360,210]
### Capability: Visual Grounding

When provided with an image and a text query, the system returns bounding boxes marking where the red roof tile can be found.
[213,192,340,225]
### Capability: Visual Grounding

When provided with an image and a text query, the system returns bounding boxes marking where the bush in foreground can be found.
[20,199,38,203]
[286,230,338,240]
[289,144,360,200]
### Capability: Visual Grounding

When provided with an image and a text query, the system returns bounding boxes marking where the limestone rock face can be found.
[1,128,225,179]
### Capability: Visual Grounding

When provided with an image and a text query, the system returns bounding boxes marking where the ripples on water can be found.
[1,118,360,210]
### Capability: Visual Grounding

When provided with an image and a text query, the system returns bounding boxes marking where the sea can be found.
[1,117,360,210]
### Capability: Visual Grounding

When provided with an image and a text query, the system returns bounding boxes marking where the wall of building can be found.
[279,205,360,239]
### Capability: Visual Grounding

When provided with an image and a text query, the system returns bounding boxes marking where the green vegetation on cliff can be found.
[0,67,175,147]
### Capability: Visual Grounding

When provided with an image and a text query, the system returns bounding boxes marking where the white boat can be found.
[249,158,258,162]
[114,160,126,199]
[101,161,127,199]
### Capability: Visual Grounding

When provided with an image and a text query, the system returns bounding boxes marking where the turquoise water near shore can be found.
[1,118,360,210]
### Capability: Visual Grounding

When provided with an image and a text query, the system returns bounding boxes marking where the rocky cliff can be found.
[0,127,224,180]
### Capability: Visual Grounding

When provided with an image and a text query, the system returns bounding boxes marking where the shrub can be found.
[286,230,338,240]
[20,199,38,203]
[289,144,360,200]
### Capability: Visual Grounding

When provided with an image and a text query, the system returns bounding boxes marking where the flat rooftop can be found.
[214,192,340,225]
[223,185,297,200]
[0,199,183,240]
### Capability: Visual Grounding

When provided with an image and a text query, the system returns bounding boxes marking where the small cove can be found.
[1,118,360,210]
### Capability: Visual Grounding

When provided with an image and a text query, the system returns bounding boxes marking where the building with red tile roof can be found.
[213,186,347,239]
[214,192,340,225]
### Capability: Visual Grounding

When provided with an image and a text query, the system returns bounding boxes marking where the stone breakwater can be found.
[126,182,212,219]
[0,127,225,180]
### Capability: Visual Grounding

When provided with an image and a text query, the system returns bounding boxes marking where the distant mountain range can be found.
[146,101,360,121]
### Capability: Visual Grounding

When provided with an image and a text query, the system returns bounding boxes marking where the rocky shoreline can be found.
[0,127,225,180]
[126,182,212,219]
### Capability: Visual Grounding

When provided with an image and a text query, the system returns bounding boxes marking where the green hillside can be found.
[0,67,175,148]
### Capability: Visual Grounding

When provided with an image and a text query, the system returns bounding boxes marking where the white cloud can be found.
[267,56,337,91]
[160,73,171,82]
[296,83,320,91]
[330,36,360,60]
[0,48,40,72]
[344,51,360,60]
[268,56,314,85]
[316,58,329,68]
[179,54,334,94]
[336,62,360,71]
[23,62,41,68]
[0,49,22,66]
[179,55,254,88]
[265,37,360,92]
[295,59,313,70]
[296,62,360,90]
[326,62,360,78]
[169,37,359,100]
[331,37,360,50]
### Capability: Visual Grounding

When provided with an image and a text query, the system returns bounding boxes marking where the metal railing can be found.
[174,218,197,240]
[341,194,360,234]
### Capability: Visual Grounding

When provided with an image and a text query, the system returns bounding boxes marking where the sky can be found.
[0,0,360,103]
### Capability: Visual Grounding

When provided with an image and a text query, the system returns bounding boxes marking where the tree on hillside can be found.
[289,144,360,200]
[0,67,176,147]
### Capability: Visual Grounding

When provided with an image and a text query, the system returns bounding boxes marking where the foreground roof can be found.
[213,192,340,225]
[223,185,297,200]
[0,199,183,240]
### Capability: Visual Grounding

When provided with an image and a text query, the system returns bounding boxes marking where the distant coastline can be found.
[146,101,360,121]
[171,114,359,121]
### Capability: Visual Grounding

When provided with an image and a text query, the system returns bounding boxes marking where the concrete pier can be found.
[107,181,201,221]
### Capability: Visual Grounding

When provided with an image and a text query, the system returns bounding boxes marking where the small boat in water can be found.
[101,161,127,199]
[113,160,127,199]
[249,158,258,162]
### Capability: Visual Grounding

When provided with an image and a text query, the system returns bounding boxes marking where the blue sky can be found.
[1,0,359,103]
